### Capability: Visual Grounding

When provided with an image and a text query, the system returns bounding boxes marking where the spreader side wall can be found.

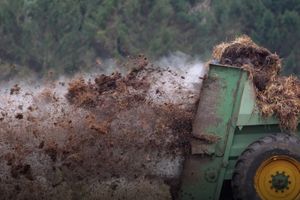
[180,64,248,200]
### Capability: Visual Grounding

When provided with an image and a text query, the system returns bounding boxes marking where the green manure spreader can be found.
[179,63,300,200]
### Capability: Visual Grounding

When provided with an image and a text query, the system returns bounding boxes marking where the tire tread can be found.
[231,134,300,200]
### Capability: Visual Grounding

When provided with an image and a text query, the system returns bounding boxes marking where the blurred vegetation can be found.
[0,0,299,77]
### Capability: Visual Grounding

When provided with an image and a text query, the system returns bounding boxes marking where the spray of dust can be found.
[151,51,207,107]
[0,53,206,200]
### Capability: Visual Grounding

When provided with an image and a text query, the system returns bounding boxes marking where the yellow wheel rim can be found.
[255,156,300,200]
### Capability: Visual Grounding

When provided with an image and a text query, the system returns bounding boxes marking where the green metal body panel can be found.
[236,79,278,126]
[179,64,299,200]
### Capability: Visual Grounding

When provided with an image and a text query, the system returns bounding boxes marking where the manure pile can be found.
[213,36,300,131]
[0,55,205,200]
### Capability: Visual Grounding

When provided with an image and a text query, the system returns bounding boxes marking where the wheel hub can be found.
[270,171,290,191]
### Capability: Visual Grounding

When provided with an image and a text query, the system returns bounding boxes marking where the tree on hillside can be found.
[0,0,95,75]
[0,0,299,76]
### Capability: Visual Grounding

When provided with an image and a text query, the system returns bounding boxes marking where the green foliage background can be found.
[0,0,299,78]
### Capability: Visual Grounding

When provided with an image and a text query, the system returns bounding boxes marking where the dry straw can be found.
[212,35,300,132]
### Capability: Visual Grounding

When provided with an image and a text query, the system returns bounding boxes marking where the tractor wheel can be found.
[232,134,300,200]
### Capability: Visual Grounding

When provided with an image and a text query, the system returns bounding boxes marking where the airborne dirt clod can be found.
[0,55,205,200]
[213,35,300,132]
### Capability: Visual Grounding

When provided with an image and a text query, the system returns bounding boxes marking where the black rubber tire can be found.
[231,134,300,200]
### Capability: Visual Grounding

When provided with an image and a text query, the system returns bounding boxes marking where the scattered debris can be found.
[0,55,205,199]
